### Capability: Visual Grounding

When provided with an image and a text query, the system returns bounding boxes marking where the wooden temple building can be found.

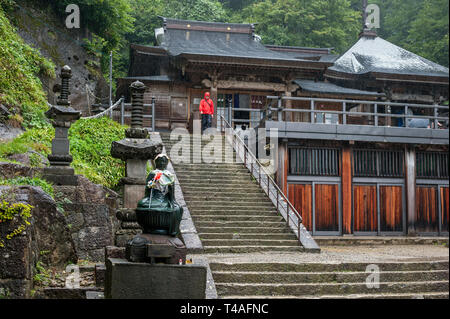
[117,17,449,237]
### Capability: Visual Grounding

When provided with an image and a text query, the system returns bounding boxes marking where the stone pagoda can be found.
[43,65,81,186]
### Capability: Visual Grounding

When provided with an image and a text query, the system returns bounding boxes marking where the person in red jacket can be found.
[200,92,214,133]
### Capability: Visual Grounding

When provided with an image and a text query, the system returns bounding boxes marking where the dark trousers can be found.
[201,114,212,133]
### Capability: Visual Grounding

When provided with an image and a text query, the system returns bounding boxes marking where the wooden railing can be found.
[219,114,320,252]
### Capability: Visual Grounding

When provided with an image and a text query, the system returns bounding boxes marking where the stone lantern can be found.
[111,81,163,208]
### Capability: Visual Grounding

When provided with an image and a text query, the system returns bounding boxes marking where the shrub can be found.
[0,176,54,198]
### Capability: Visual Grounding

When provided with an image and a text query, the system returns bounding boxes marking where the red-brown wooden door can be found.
[288,184,313,232]
[415,186,439,233]
[314,184,340,234]
[441,187,449,233]
[353,185,377,233]
[379,185,404,233]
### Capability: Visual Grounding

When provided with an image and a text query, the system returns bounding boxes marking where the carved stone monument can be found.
[126,154,185,264]
[111,81,162,208]
[111,81,163,246]
[106,87,206,298]
[43,65,81,186]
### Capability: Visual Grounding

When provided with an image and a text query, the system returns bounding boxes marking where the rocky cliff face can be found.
[10,1,109,115]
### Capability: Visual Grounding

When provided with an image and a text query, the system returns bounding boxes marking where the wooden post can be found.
[342,145,352,234]
[211,83,218,129]
[405,146,416,236]
[285,91,292,122]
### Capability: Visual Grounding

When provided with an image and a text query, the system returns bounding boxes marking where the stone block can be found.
[76,227,112,250]
[124,184,145,209]
[51,138,70,155]
[126,159,147,179]
[105,246,126,260]
[95,263,106,287]
[54,127,69,138]
[105,258,207,299]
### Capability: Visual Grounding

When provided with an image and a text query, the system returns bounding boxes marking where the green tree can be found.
[235,0,360,53]
[164,0,228,22]
[406,0,449,67]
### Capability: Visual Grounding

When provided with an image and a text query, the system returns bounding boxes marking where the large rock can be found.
[55,176,120,262]
[0,162,37,179]
[0,185,77,298]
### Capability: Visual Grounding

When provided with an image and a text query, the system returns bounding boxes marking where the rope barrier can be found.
[47,98,123,119]
[81,98,123,119]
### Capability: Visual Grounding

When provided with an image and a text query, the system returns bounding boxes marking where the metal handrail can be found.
[266,96,449,129]
[219,114,305,245]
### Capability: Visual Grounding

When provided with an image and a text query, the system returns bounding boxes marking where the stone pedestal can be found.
[105,258,207,299]
[125,233,186,264]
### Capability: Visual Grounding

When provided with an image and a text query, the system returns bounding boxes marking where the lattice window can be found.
[289,148,340,176]
[416,152,449,179]
[353,149,404,178]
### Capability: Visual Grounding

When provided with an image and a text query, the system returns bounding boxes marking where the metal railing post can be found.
[277,97,282,122]
[120,97,125,125]
[259,165,261,185]
[374,104,378,126]
[342,102,346,125]
[287,205,290,226]
[151,97,156,132]
[404,105,408,127]
[310,99,315,124]
[434,105,438,129]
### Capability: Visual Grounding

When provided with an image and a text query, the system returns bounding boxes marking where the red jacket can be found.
[199,93,214,115]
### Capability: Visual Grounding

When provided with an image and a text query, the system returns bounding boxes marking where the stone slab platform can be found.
[105,258,207,299]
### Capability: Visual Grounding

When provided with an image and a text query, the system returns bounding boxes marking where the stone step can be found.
[196,226,293,234]
[201,239,300,247]
[187,201,274,207]
[195,221,285,228]
[203,246,305,254]
[176,180,260,187]
[177,178,257,184]
[176,172,253,179]
[209,261,450,272]
[221,292,450,299]
[173,164,246,169]
[193,215,283,222]
[173,166,249,172]
[180,186,264,193]
[190,209,279,216]
[212,270,449,284]
[182,193,268,200]
[214,280,449,297]
[199,233,297,240]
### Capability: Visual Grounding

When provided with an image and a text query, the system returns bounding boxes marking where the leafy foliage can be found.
[0,177,54,198]
[0,127,53,161]
[0,117,126,189]
[68,117,126,189]
[233,0,360,53]
[0,5,55,128]
[0,199,33,248]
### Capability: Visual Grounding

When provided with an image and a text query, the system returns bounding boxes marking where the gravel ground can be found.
[189,245,449,265]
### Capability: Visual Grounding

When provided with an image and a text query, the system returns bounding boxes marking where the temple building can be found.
[117,17,449,237]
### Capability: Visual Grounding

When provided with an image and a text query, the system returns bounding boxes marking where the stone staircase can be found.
[210,260,449,299]
[160,133,303,254]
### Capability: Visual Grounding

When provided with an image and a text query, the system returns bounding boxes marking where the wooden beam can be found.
[405,146,416,235]
[342,145,352,234]
[202,79,288,92]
